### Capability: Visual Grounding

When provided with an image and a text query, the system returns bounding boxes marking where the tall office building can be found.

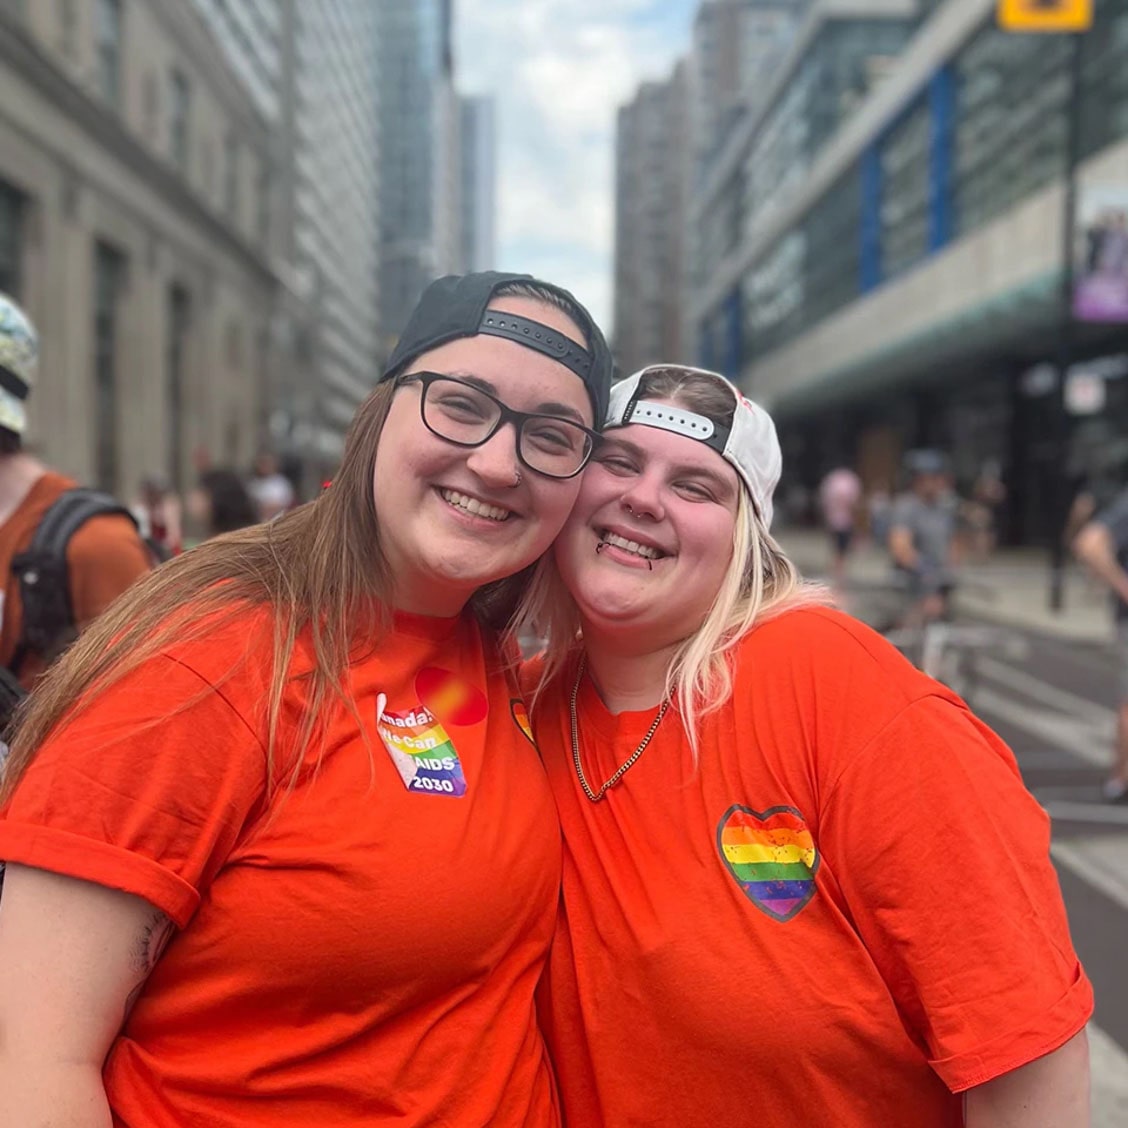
[690,0,804,168]
[614,62,692,374]
[196,0,381,475]
[459,96,497,273]
[376,0,461,347]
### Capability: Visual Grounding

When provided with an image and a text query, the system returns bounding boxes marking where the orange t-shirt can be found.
[0,471,153,688]
[530,607,1092,1128]
[0,606,562,1127]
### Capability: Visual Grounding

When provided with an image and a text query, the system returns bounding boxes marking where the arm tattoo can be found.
[122,911,175,1024]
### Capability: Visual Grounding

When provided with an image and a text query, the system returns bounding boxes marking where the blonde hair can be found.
[1,284,593,803]
[521,366,830,753]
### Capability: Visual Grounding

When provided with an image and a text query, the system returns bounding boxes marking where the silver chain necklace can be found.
[569,656,670,803]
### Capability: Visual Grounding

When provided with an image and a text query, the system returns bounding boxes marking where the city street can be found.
[790,534,1128,1125]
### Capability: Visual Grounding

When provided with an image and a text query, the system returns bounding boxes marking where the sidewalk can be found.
[778,527,1114,645]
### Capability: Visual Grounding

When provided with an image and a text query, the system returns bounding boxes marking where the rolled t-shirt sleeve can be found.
[0,654,268,927]
[819,695,1093,1092]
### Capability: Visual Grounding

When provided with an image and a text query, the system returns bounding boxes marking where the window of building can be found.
[201,138,215,200]
[96,0,122,107]
[141,71,159,143]
[953,28,1070,238]
[879,99,931,279]
[59,0,78,61]
[802,167,863,332]
[169,69,191,174]
[225,132,239,219]
[256,162,270,246]
[0,183,24,299]
[93,242,126,492]
[167,285,190,491]
[1079,0,1128,160]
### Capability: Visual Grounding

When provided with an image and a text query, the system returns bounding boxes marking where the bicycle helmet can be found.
[903,448,950,477]
[0,292,38,436]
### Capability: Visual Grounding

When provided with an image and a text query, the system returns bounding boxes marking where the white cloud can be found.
[456,0,697,334]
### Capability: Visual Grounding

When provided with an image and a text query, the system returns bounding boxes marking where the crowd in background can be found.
[131,451,299,558]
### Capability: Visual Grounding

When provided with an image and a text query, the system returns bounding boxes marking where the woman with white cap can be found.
[524,364,1092,1127]
[0,272,611,1127]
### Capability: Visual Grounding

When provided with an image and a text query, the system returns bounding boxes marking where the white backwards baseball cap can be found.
[605,364,782,528]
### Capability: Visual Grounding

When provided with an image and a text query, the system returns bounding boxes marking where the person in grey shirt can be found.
[1074,486,1128,802]
[888,449,961,624]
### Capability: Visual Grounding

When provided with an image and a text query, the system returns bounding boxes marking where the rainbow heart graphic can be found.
[716,804,819,922]
[510,699,535,746]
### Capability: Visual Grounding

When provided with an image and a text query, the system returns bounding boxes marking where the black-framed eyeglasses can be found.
[396,372,598,480]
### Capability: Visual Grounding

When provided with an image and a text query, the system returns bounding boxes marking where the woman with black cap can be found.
[0,273,612,1127]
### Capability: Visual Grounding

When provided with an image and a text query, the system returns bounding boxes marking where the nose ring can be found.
[624,501,634,514]
[512,468,522,488]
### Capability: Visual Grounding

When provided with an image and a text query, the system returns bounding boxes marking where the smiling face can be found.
[554,402,742,652]
[372,296,594,615]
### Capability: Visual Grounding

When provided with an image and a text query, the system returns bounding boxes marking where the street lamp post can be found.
[996,0,1092,611]
[1049,31,1085,613]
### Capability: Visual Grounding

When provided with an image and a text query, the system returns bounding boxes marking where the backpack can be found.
[0,487,146,896]
[6,487,152,687]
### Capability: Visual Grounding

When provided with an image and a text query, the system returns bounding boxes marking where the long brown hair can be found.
[1,285,590,801]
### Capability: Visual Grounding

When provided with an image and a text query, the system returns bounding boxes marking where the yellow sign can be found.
[997,0,1092,31]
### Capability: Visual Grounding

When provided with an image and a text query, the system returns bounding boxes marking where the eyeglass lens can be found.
[421,377,592,478]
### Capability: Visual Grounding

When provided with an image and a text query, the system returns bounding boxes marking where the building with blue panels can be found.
[691,0,1128,545]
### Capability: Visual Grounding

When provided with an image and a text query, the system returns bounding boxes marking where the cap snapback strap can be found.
[477,310,593,380]
[622,399,732,455]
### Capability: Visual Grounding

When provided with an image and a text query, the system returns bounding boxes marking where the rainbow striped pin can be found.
[717,804,820,922]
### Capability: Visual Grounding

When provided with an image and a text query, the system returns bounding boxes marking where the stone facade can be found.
[0,0,276,496]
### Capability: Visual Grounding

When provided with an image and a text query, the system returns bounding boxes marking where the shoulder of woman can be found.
[150,600,286,697]
[733,605,930,701]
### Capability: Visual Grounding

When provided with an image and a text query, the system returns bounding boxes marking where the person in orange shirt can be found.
[523,364,1092,1128]
[0,293,152,690]
[0,271,612,1128]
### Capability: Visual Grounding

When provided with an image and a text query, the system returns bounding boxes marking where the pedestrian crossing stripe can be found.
[997,0,1092,32]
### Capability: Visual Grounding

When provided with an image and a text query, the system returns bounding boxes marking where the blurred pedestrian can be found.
[0,293,152,693]
[867,478,893,546]
[965,459,1007,562]
[1073,490,1128,802]
[818,465,862,585]
[888,449,961,626]
[0,270,611,1125]
[527,364,1092,1128]
[248,451,294,522]
[188,468,258,539]
[131,475,182,559]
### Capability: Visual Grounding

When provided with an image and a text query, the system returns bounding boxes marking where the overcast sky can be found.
[455,0,699,335]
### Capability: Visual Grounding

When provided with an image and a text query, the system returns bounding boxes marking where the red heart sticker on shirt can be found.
[716,804,819,922]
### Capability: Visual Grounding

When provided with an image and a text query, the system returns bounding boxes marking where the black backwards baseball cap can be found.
[381,271,613,422]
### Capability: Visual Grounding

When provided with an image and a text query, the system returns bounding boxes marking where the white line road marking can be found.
[1043,802,1128,827]
[973,686,1108,767]
[976,657,1113,727]
[1052,838,1128,910]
